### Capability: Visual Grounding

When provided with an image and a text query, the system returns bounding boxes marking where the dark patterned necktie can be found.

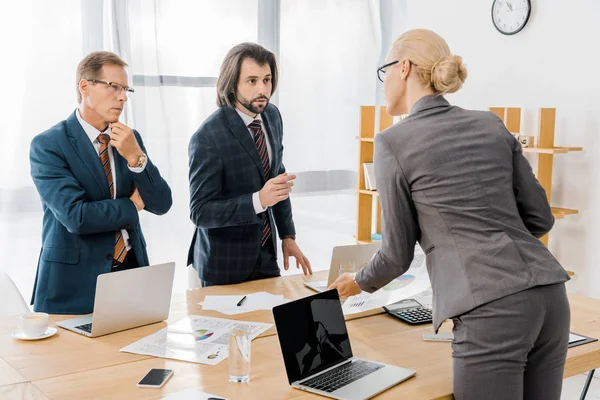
[248,120,272,246]
[97,134,127,263]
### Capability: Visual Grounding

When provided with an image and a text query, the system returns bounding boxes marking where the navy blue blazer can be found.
[29,111,172,314]
[187,104,295,284]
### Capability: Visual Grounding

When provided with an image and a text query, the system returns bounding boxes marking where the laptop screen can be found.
[273,289,353,384]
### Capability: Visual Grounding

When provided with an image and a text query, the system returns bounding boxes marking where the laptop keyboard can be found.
[302,360,384,393]
[75,323,93,333]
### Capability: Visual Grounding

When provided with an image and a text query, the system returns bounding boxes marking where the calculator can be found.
[383,299,432,325]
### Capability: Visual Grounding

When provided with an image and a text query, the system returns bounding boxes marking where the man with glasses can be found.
[29,51,172,314]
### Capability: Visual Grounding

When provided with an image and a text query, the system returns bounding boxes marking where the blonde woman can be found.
[330,29,570,399]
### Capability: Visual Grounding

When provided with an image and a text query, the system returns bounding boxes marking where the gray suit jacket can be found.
[355,95,570,331]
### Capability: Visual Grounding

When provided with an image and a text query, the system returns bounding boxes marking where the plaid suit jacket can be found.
[187,104,295,284]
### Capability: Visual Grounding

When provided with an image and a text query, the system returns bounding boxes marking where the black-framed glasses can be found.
[377,60,399,82]
[87,79,135,97]
[377,60,417,83]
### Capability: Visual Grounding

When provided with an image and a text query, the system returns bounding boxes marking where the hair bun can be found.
[430,55,467,94]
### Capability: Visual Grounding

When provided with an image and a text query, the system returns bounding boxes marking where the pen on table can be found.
[237,295,247,307]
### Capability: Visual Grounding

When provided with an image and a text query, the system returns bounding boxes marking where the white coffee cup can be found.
[19,312,49,337]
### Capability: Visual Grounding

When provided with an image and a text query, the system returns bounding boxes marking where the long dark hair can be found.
[216,42,278,108]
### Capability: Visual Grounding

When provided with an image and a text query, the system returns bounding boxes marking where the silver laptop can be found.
[56,262,175,338]
[273,289,416,400]
[304,243,381,293]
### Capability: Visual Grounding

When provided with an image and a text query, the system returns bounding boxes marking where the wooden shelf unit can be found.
[356,106,393,243]
[491,107,580,277]
[355,105,579,277]
[552,207,579,220]
[489,107,581,247]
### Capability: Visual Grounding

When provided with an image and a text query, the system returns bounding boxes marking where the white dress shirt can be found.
[76,110,147,251]
[235,109,272,215]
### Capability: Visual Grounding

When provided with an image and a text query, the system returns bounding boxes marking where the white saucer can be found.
[12,327,57,341]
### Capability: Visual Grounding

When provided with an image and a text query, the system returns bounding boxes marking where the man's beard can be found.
[237,93,269,114]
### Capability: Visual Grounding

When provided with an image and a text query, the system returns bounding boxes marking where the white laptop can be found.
[56,262,175,338]
[304,243,381,293]
[273,289,416,400]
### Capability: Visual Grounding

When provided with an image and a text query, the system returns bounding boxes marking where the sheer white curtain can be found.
[278,0,381,175]
[111,0,264,288]
[0,0,83,298]
[277,0,406,191]
[123,0,397,195]
[123,0,260,194]
[0,0,404,297]
[117,0,393,281]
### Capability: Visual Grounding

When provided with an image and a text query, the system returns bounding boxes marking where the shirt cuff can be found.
[252,192,267,214]
[127,156,148,173]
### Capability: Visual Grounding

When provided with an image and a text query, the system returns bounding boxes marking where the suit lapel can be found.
[261,110,278,179]
[224,107,267,181]
[66,112,111,198]
[113,153,130,198]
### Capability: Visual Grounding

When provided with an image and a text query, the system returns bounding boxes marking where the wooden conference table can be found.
[1,271,599,399]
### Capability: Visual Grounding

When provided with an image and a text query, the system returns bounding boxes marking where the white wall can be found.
[404,0,600,298]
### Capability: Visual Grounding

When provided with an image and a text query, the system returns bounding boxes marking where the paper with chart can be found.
[342,244,432,315]
[120,316,272,365]
[200,292,289,315]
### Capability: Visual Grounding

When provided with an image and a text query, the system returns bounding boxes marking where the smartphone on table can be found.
[137,368,174,388]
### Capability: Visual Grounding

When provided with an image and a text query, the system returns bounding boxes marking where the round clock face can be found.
[492,0,531,35]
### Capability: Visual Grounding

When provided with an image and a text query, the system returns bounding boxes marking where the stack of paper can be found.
[201,292,288,315]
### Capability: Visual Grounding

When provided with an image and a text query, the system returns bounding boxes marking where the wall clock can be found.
[492,0,531,35]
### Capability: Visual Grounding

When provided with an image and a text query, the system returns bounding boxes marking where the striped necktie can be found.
[248,120,272,247]
[97,134,127,264]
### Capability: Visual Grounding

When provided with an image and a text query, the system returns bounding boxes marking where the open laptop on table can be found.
[56,262,175,338]
[303,243,381,293]
[273,289,415,400]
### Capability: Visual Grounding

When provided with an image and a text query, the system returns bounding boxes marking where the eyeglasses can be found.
[87,79,135,97]
[377,60,416,83]
[377,61,398,83]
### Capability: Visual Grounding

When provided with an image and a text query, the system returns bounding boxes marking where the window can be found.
[127,0,259,77]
